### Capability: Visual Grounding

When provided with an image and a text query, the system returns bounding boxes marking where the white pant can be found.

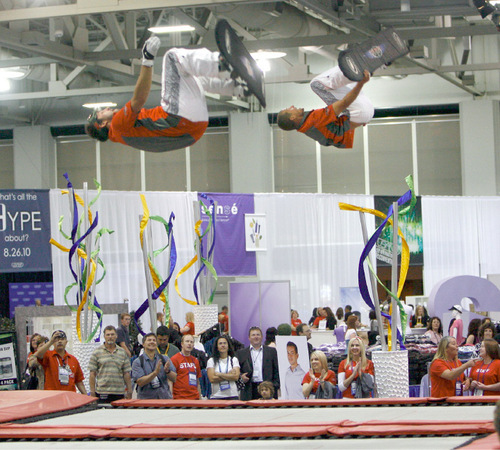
[310,66,374,124]
[161,48,237,123]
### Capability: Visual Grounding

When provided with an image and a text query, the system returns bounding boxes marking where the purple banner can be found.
[229,282,260,347]
[9,282,54,318]
[0,190,51,273]
[198,193,256,277]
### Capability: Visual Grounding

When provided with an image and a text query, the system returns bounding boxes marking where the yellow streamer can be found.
[174,255,199,306]
[62,190,93,224]
[338,203,409,298]
[338,202,410,351]
[139,195,166,307]
[174,218,205,306]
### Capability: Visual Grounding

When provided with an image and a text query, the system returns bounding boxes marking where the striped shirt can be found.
[108,101,208,153]
[298,104,354,149]
[88,344,131,394]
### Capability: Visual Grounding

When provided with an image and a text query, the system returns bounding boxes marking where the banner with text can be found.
[0,190,52,272]
[0,333,19,390]
[198,193,256,276]
[374,195,423,266]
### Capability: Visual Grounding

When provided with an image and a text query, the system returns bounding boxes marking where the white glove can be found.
[142,36,161,67]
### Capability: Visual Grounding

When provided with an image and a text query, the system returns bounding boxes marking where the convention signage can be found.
[0,333,19,390]
[0,189,52,272]
[198,193,256,276]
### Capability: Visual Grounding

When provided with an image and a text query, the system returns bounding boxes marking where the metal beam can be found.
[404,56,483,96]
[0,0,261,22]
[0,84,249,109]
[102,13,129,51]
[80,24,500,62]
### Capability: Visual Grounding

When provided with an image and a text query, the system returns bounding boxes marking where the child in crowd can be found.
[258,381,275,400]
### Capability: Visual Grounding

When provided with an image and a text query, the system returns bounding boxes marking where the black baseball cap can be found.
[52,330,67,340]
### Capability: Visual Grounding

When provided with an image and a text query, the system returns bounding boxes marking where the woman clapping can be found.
[302,351,336,399]
[338,336,374,398]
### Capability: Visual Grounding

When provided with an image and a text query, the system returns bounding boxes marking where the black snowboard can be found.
[215,19,266,108]
[338,28,409,82]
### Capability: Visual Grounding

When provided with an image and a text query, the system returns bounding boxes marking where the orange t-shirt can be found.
[430,358,464,397]
[183,322,195,335]
[470,359,500,396]
[291,318,302,336]
[298,105,355,149]
[170,353,201,399]
[338,359,375,398]
[301,370,336,396]
[38,350,84,392]
[218,313,229,333]
[313,317,326,327]
[109,101,208,152]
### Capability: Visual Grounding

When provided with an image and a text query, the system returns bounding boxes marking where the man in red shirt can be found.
[277,67,372,149]
[218,305,229,333]
[34,330,86,394]
[170,334,202,399]
[85,36,244,153]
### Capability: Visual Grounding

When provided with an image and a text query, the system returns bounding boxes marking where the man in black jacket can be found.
[236,326,280,400]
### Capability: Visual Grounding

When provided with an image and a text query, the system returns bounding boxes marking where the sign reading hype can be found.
[0,190,51,273]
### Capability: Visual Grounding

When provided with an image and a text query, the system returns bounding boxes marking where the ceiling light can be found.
[251,51,287,60]
[148,25,195,34]
[82,102,117,109]
[0,67,29,79]
[0,77,10,92]
[256,59,271,73]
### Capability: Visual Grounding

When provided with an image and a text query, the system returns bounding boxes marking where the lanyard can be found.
[251,348,262,366]
[157,344,169,355]
[476,361,493,385]
[183,354,196,374]
[56,353,68,367]
[444,359,464,381]
[218,357,231,374]
[145,354,159,372]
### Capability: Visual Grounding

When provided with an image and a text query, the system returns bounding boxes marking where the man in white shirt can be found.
[283,341,306,400]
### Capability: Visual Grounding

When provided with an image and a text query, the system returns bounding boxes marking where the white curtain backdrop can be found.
[50,188,499,334]
[476,197,500,278]
[254,193,375,321]
[422,196,480,294]
[50,189,199,332]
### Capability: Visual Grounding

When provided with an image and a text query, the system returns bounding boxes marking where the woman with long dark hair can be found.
[206,335,240,400]
[424,317,443,345]
[466,318,482,345]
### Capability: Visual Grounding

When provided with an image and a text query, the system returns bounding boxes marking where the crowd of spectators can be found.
[25,302,500,401]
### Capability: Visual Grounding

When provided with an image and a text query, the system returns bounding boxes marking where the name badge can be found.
[151,376,160,389]
[219,380,230,391]
[188,372,197,386]
[58,366,71,385]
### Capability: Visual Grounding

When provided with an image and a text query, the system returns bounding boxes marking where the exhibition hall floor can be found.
[0,392,497,449]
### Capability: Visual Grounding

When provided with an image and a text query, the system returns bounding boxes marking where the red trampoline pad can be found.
[461,433,500,449]
[0,391,96,423]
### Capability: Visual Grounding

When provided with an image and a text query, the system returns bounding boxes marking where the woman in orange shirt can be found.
[302,350,336,399]
[338,336,374,398]
[180,312,195,335]
[429,336,477,397]
[291,310,302,336]
[464,339,500,396]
